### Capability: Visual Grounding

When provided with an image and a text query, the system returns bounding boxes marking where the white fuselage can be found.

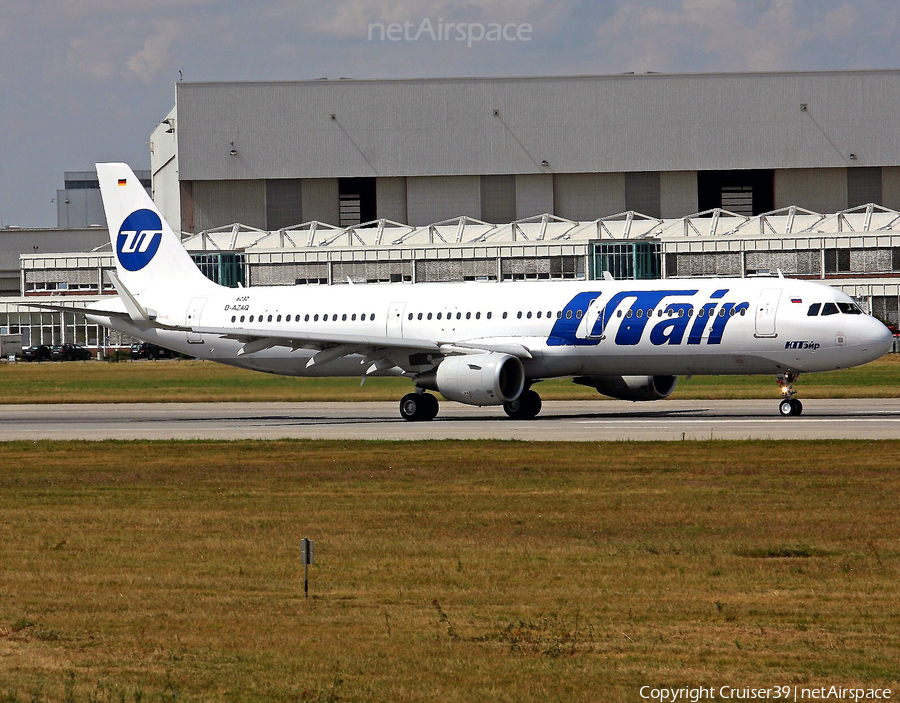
[88,277,893,381]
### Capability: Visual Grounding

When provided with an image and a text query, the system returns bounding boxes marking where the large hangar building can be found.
[5,70,900,348]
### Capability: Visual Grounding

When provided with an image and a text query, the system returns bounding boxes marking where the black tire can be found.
[779,398,796,417]
[421,393,439,420]
[791,399,803,416]
[400,393,426,422]
[503,389,542,419]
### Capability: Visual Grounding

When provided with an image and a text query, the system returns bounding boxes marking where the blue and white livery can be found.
[80,163,893,420]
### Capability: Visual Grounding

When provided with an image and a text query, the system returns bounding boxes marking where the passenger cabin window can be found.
[821,303,839,316]
[807,303,821,316]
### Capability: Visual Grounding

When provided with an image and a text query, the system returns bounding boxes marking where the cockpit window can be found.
[838,302,863,315]
[807,303,821,317]
[821,302,839,316]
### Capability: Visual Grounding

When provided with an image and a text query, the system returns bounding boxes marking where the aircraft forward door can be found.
[754,288,782,338]
[387,302,405,338]
[583,296,607,340]
[186,298,207,344]
[440,307,458,337]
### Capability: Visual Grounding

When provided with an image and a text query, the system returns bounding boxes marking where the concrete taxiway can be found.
[3,399,900,441]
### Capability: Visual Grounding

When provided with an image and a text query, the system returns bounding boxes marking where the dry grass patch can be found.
[0,440,898,701]
[2,354,900,403]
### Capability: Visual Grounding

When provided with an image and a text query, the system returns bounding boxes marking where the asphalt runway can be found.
[3,398,900,441]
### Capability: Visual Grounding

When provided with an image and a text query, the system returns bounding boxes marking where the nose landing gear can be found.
[776,372,803,417]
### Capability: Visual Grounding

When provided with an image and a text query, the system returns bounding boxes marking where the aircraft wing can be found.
[193,325,535,374]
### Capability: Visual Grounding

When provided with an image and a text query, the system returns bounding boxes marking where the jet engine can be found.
[574,375,677,401]
[417,353,525,406]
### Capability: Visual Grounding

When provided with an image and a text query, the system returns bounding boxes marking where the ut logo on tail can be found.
[116,209,163,271]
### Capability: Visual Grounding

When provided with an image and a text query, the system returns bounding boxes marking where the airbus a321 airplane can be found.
[45,163,894,421]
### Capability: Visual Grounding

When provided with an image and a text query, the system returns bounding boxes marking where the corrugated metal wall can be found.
[301,179,340,224]
[515,174,553,218]
[774,169,847,212]
[192,180,266,231]
[480,175,517,223]
[177,71,900,182]
[553,173,626,220]
[375,177,407,222]
[406,176,480,225]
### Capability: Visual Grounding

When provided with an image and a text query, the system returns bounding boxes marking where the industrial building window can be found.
[697,170,773,216]
[591,241,661,280]
[499,256,584,281]
[824,249,851,274]
[847,167,882,208]
[339,178,376,227]
[665,253,679,277]
[480,175,516,223]
[872,295,900,326]
[624,172,661,218]
[191,253,246,287]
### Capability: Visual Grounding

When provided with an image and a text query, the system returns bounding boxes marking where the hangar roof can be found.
[168,204,900,253]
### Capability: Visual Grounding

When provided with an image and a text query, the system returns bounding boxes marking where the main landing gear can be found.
[503,389,542,420]
[398,388,545,421]
[399,391,439,422]
[776,371,803,417]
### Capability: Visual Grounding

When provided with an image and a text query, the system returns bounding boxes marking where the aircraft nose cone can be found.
[868,318,895,357]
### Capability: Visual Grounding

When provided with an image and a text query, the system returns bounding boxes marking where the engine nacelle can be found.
[418,353,525,406]
[574,375,677,402]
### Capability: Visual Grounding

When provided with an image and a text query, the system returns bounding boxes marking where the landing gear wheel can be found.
[503,389,542,419]
[779,398,803,417]
[776,372,802,418]
[421,393,439,420]
[399,392,439,422]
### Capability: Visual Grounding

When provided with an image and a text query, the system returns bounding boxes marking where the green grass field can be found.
[3,354,900,403]
[1,440,898,701]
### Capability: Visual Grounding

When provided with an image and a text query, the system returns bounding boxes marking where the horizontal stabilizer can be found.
[107,270,157,322]
[16,301,129,318]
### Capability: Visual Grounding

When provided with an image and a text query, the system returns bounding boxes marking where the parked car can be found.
[18,344,53,362]
[130,342,178,360]
[49,344,93,361]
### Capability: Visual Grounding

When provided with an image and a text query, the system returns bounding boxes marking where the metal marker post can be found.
[301,538,314,598]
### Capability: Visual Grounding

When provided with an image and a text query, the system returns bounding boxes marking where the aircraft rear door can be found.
[754,288,782,338]
[386,302,405,338]
[186,298,207,344]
